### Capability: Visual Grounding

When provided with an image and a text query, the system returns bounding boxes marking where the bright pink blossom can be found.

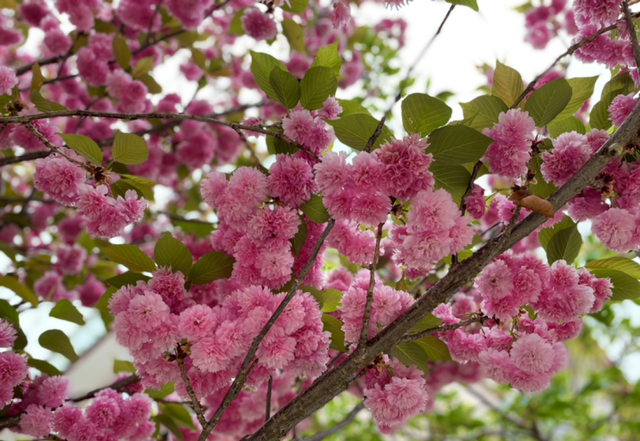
[242,9,277,41]
[609,93,637,126]
[0,319,17,348]
[0,66,18,95]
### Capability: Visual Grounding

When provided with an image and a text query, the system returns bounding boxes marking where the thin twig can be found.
[145,0,164,46]
[176,346,207,428]
[68,374,141,402]
[511,12,640,108]
[364,4,456,152]
[0,110,319,161]
[197,219,336,441]
[298,402,365,441]
[265,376,273,422]
[24,122,92,171]
[358,223,384,348]
[398,315,486,344]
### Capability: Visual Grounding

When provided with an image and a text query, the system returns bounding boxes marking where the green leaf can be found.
[113,132,149,165]
[101,244,157,273]
[106,272,151,288]
[427,125,493,165]
[30,90,68,112]
[266,131,299,155]
[145,382,175,399]
[300,66,338,111]
[529,155,557,198]
[321,314,346,352]
[459,95,508,131]
[57,133,103,165]
[337,99,370,116]
[0,275,39,306]
[524,78,572,127]
[311,43,341,78]
[430,163,471,207]
[250,51,289,102]
[159,403,196,430]
[587,268,640,301]
[392,342,430,374]
[96,287,116,331]
[590,89,624,130]
[300,194,330,224]
[171,219,214,239]
[39,329,78,362]
[132,56,155,78]
[0,298,19,326]
[154,233,193,277]
[409,314,443,333]
[50,299,85,325]
[113,34,132,69]
[114,359,136,374]
[154,414,185,441]
[281,0,309,13]
[229,9,245,35]
[326,114,394,151]
[189,252,235,285]
[290,216,307,258]
[547,116,586,138]
[554,76,598,122]
[282,18,305,53]
[191,48,206,70]
[401,93,452,136]
[539,216,582,264]
[492,61,524,108]
[28,358,62,376]
[446,0,479,10]
[320,289,342,313]
[120,174,156,200]
[586,257,640,279]
[415,336,452,361]
[31,62,45,91]
[269,68,300,110]
[138,74,163,94]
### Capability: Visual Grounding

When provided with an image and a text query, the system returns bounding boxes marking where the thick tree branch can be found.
[0,150,51,167]
[245,97,640,441]
[298,402,365,441]
[197,219,336,441]
[0,110,318,161]
[176,347,207,428]
[358,223,385,348]
[623,1,640,70]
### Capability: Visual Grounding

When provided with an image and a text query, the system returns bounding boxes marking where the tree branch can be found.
[358,223,384,348]
[176,346,207,428]
[398,315,486,344]
[0,150,51,167]
[245,95,640,441]
[0,110,318,161]
[512,12,640,108]
[197,219,336,441]
[298,402,365,441]
[265,376,273,422]
[623,1,640,70]
[364,4,456,152]
[67,374,141,402]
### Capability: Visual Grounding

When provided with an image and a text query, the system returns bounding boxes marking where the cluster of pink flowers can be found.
[34,267,105,306]
[0,66,18,95]
[202,168,305,289]
[541,130,609,187]
[106,70,151,114]
[339,271,414,344]
[76,185,147,238]
[363,358,428,433]
[327,220,379,266]
[431,255,611,392]
[464,184,486,219]
[267,154,318,208]
[482,109,536,179]
[524,0,573,50]
[391,189,474,278]
[110,271,330,405]
[315,134,434,229]
[608,92,638,126]
[282,109,336,157]
[0,319,17,348]
[242,9,278,41]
